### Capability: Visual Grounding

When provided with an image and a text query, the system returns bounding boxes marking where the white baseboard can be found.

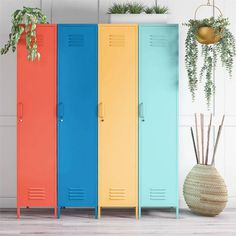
[1,197,236,209]
[0,197,16,208]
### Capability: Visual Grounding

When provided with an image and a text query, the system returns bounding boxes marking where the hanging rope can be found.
[213,0,215,18]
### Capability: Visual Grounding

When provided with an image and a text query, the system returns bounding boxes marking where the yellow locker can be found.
[98,24,138,218]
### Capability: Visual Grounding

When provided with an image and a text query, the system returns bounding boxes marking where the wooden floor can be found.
[0,208,236,235]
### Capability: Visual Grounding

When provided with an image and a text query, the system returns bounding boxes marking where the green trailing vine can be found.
[0,6,47,61]
[184,16,236,107]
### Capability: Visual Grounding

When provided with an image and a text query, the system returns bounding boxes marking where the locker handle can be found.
[98,103,104,122]
[58,103,64,122]
[17,103,23,122]
[139,103,145,122]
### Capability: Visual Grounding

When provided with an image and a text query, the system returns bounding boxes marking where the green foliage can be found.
[144,7,154,14]
[108,2,168,14]
[127,2,144,14]
[152,5,169,14]
[107,3,129,14]
[184,17,236,107]
[0,6,47,61]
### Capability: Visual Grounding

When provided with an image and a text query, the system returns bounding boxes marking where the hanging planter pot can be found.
[196,26,222,44]
[194,2,223,45]
[183,0,236,107]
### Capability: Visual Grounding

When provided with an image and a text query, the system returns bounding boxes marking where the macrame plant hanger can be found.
[194,0,223,20]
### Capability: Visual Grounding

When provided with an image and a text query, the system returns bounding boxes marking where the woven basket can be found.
[183,164,228,216]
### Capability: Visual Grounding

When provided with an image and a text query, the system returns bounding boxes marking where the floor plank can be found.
[0,208,236,235]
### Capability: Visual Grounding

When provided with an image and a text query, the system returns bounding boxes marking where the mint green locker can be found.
[138,25,179,218]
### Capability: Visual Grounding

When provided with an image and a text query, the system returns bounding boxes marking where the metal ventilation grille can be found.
[68,34,84,47]
[150,188,166,201]
[68,188,85,200]
[149,35,168,47]
[28,187,46,200]
[109,34,125,47]
[109,188,126,200]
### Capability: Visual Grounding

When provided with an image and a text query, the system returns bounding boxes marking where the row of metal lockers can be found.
[17,24,179,219]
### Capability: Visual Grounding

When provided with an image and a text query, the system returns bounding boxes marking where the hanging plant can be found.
[0,6,47,61]
[184,16,236,107]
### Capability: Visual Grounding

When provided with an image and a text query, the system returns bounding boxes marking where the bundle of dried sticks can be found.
[190,113,225,165]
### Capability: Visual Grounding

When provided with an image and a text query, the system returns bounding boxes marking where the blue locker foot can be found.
[95,207,98,219]
[57,207,61,219]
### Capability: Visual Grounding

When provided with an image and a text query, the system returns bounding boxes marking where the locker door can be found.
[57,25,98,217]
[98,24,138,216]
[139,25,179,212]
[17,25,57,218]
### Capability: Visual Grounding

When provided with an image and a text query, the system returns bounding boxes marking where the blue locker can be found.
[138,25,179,218]
[57,24,98,218]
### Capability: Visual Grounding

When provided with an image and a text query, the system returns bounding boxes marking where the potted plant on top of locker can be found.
[108,1,169,23]
[0,6,47,61]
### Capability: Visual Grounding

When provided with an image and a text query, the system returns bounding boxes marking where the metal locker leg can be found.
[135,207,139,219]
[97,207,101,219]
[17,207,20,219]
[138,207,141,219]
[176,207,179,219]
[54,207,57,219]
[57,207,61,219]
[95,207,98,219]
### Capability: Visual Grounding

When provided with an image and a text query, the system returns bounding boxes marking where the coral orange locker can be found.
[17,25,57,218]
[98,24,138,218]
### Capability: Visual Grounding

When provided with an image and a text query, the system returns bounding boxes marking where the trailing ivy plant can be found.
[0,6,47,61]
[184,16,236,107]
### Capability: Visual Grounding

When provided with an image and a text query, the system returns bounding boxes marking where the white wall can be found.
[0,0,236,208]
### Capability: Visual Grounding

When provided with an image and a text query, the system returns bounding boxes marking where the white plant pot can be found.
[109,14,168,24]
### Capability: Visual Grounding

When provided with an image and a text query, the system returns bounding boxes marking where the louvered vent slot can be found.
[68,34,84,47]
[149,35,168,47]
[150,188,166,201]
[68,188,85,200]
[109,188,126,200]
[109,34,125,47]
[28,187,46,200]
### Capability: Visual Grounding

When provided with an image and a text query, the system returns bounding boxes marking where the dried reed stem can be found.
[205,114,212,165]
